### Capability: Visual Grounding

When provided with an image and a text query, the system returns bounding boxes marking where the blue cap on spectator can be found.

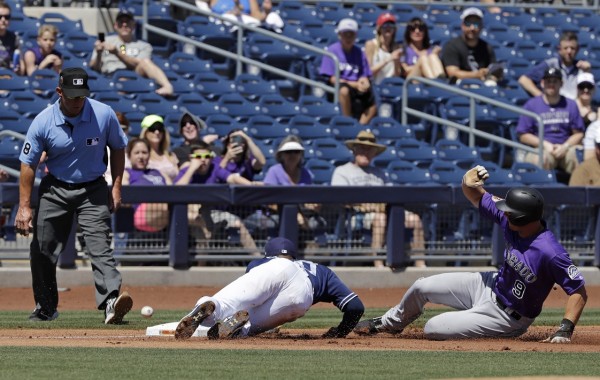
[264,237,297,259]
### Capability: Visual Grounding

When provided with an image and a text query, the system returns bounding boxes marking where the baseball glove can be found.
[463,165,489,188]
[542,318,574,344]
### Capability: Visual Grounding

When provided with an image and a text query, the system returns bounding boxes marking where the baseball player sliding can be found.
[355,165,587,342]
[175,237,364,340]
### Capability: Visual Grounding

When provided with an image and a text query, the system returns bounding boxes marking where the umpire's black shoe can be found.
[175,301,216,340]
[29,306,59,322]
[207,310,250,340]
[353,317,385,336]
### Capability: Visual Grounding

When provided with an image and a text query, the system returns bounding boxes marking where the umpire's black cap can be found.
[59,67,90,98]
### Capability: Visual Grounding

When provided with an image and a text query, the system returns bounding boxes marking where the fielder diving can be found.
[354,165,587,343]
[174,237,364,339]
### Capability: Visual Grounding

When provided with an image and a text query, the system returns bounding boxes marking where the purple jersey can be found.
[319,41,372,82]
[263,164,313,185]
[479,192,585,318]
[516,95,584,145]
[213,155,258,181]
[174,163,228,184]
[126,168,167,186]
[402,45,432,66]
[246,258,358,311]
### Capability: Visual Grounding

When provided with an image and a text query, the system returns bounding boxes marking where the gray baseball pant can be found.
[30,175,122,313]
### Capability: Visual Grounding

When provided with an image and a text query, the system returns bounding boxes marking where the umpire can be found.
[15,67,133,324]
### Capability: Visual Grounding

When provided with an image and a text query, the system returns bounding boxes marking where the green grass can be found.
[0,347,599,380]
[1,307,599,329]
[1,308,599,380]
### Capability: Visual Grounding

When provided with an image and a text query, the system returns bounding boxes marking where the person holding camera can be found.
[214,129,266,181]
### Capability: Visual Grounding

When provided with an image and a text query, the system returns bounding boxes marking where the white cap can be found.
[335,18,358,33]
[577,72,595,86]
[460,7,484,20]
[278,141,305,152]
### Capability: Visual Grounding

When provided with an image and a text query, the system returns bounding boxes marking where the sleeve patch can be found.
[567,265,581,280]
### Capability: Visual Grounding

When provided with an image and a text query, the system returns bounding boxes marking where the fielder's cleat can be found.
[353,317,385,336]
[207,310,250,340]
[174,301,216,340]
[29,305,59,322]
[104,292,133,324]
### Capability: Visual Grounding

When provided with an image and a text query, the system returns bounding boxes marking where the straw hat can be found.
[344,130,387,156]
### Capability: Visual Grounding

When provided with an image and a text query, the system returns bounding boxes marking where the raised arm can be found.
[461,165,489,208]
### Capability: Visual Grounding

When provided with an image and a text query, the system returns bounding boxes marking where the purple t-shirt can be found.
[319,41,372,81]
[479,192,585,318]
[516,95,584,145]
[126,168,167,186]
[401,45,432,66]
[212,155,258,181]
[263,164,313,185]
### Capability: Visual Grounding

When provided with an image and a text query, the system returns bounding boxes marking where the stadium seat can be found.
[124,111,147,136]
[246,115,289,141]
[277,1,317,26]
[304,158,335,185]
[0,109,29,134]
[309,137,353,166]
[297,95,340,124]
[2,91,51,117]
[395,138,437,168]
[386,159,435,186]
[511,162,562,186]
[352,3,382,25]
[93,92,138,113]
[135,92,178,115]
[257,94,300,123]
[315,2,355,26]
[29,68,59,97]
[39,12,83,34]
[177,93,220,119]
[205,114,242,137]
[287,114,331,141]
[375,77,405,120]
[60,30,96,57]
[193,71,236,101]
[328,115,362,141]
[168,52,212,78]
[370,117,416,145]
[111,70,156,94]
[0,68,30,91]
[144,18,180,57]
[234,74,278,102]
[428,159,464,185]
[434,139,480,164]
[217,93,260,123]
[87,71,115,93]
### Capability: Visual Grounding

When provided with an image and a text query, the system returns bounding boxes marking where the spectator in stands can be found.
[516,67,584,174]
[175,141,260,255]
[105,112,132,185]
[89,9,174,96]
[21,24,62,76]
[246,136,326,236]
[575,72,597,129]
[364,12,403,85]
[441,7,501,86]
[569,134,600,186]
[0,3,19,73]
[518,31,591,100]
[401,17,445,80]
[215,128,266,181]
[248,0,284,33]
[139,114,179,181]
[320,18,377,125]
[172,111,210,167]
[331,130,426,268]
[123,138,172,233]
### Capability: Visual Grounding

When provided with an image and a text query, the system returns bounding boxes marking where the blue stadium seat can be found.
[163,113,184,137]
[87,71,115,93]
[144,18,180,58]
[287,114,331,141]
[124,111,147,137]
[257,94,300,123]
[205,114,242,137]
[168,52,212,78]
[0,137,23,166]
[304,158,335,185]
[217,93,260,123]
[375,77,405,120]
[2,91,50,117]
[386,159,435,186]
[193,71,236,101]
[177,93,220,119]
[29,68,59,97]
[315,3,355,26]
[434,139,480,165]
[234,74,278,102]
[0,109,29,134]
[309,137,353,166]
[328,115,362,141]
[483,162,523,186]
[429,159,464,185]
[246,115,289,141]
[370,117,416,145]
[352,3,383,25]
[111,70,156,93]
[60,29,96,57]
[0,68,29,91]
[297,95,340,124]
[511,162,562,186]
[135,92,178,115]
[277,1,317,25]
[7,14,38,37]
[371,146,399,168]
[395,138,437,168]
[39,12,83,34]
[93,92,138,113]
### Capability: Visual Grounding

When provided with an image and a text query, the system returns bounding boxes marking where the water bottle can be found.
[12,49,20,74]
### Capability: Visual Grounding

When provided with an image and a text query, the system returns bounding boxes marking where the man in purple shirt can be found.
[319,18,377,125]
[354,165,587,343]
[516,67,584,174]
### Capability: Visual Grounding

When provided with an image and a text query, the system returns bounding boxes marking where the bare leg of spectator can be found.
[372,211,387,268]
[427,54,446,79]
[405,211,426,268]
[339,85,352,117]
[359,104,377,125]
[135,58,174,96]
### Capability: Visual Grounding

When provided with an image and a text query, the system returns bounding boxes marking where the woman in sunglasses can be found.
[401,17,445,79]
[364,12,403,85]
[139,114,179,182]
[575,72,597,129]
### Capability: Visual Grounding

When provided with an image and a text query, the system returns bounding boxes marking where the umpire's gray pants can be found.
[30,175,122,312]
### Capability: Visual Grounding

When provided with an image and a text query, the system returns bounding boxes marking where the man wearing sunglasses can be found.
[15,67,132,324]
[441,7,499,85]
[519,31,591,101]
[0,2,19,72]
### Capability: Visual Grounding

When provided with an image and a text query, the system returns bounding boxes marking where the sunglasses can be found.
[408,25,424,32]
[65,95,86,100]
[578,84,594,92]
[357,136,377,143]
[147,125,165,133]
[463,21,481,29]
[0,14,11,20]
[190,152,214,159]
[380,23,396,31]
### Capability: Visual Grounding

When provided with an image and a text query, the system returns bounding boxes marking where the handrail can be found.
[142,0,341,104]
[401,77,545,168]
[280,0,600,10]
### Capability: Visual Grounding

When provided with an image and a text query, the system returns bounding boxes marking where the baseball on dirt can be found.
[141,306,154,318]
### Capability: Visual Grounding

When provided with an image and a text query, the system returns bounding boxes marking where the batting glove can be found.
[462,165,489,188]
[543,319,574,344]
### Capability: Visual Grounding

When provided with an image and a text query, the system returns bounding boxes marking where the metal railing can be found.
[142,0,340,104]
[401,77,545,168]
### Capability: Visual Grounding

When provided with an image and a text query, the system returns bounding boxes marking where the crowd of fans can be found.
[2,1,600,266]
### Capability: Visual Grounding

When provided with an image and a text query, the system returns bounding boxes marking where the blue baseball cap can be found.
[264,237,297,259]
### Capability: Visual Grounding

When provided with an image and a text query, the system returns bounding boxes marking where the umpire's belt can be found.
[495,296,522,321]
[49,175,105,190]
